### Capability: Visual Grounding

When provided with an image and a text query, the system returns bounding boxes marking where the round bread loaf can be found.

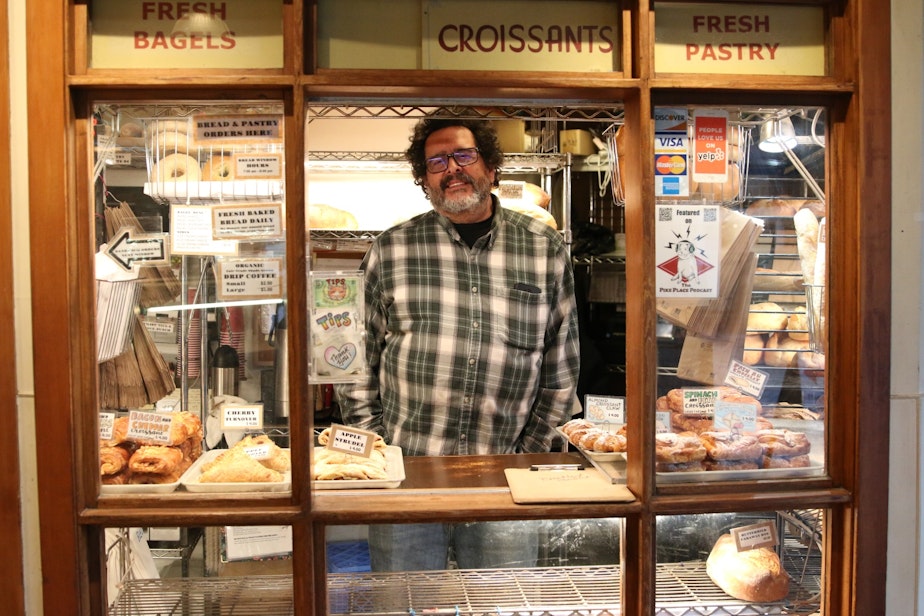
[706,534,790,602]
[748,302,789,332]
[743,333,765,365]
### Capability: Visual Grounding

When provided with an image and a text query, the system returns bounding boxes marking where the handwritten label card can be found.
[325,424,378,458]
[731,520,779,551]
[220,404,264,431]
[126,410,174,444]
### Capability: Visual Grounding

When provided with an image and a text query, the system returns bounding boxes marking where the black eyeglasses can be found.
[424,147,480,173]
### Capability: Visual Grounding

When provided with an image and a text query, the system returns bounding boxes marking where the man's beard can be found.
[430,173,492,214]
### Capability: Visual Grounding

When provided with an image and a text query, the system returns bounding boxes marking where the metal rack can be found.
[109,555,821,616]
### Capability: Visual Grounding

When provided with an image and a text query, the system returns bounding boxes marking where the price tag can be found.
[731,520,778,551]
[713,400,759,434]
[126,410,174,444]
[655,411,672,434]
[584,395,625,425]
[680,388,720,416]
[220,404,264,431]
[724,360,768,398]
[242,444,272,460]
[99,412,116,441]
[325,423,377,458]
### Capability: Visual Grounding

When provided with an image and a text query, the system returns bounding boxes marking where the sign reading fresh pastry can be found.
[90,0,284,69]
[655,3,825,75]
[214,258,284,301]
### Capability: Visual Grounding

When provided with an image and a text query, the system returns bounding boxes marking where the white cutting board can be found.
[504,468,635,504]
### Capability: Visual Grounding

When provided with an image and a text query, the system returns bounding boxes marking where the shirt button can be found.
[472,286,478,293]
[472,321,479,328]
[464,396,471,404]
[460,433,467,441]
[469,358,476,366]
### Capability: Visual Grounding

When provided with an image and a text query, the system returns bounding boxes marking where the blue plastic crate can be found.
[327,540,371,573]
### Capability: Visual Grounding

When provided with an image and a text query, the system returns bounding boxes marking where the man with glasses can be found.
[337,117,580,571]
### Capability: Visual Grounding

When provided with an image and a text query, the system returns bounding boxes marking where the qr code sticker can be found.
[658,207,673,222]
[704,207,717,222]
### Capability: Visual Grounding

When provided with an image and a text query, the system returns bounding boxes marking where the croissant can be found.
[129,445,184,475]
[100,445,130,476]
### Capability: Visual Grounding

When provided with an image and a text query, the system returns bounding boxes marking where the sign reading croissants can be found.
[90,0,284,69]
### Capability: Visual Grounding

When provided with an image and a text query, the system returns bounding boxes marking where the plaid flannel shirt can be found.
[336,202,580,456]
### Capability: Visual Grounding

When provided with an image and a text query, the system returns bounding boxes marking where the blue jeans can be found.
[367,521,540,571]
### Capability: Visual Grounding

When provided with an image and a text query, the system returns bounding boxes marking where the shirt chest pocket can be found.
[487,283,549,352]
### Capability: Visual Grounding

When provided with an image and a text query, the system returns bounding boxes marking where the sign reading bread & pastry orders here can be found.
[654,3,825,76]
[90,1,284,69]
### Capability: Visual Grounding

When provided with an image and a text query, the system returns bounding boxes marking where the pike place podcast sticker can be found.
[655,205,719,298]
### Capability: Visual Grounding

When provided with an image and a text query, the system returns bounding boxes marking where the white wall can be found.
[888,0,924,613]
[10,0,41,612]
[10,1,921,614]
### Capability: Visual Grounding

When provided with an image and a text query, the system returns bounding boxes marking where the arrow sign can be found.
[106,228,168,271]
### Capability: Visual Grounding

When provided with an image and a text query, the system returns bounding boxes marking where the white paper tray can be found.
[557,427,626,462]
[181,449,291,493]
[656,457,825,483]
[100,477,182,495]
[313,445,405,489]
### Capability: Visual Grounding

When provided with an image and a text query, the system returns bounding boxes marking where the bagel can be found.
[153,153,201,183]
[149,129,192,155]
[145,119,189,138]
[203,155,235,181]
[119,122,143,138]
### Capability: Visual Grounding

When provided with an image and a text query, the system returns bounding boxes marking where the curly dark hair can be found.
[405,118,504,194]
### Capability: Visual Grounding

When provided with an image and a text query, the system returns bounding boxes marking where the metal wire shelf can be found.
[109,554,821,616]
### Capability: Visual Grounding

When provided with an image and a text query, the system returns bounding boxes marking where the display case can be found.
[26,1,890,615]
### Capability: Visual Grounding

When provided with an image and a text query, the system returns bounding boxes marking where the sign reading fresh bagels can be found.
[91,0,284,69]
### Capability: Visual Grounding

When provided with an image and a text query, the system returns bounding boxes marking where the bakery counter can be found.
[311,452,641,523]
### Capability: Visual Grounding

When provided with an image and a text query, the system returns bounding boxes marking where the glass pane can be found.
[89,1,285,70]
[325,520,624,613]
[105,525,293,612]
[656,511,823,615]
[654,107,827,484]
[304,101,626,475]
[92,101,289,496]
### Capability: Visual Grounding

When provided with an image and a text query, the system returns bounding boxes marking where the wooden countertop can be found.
[310,452,641,523]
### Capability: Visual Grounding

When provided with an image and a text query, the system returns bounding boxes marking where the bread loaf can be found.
[793,208,819,285]
[747,302,788,332]
[308,203,359,230]
[743,333,765,365]
[753,267,804,293]
[746,198,799,217]
[706,533,790,602]
[763,334,810,367]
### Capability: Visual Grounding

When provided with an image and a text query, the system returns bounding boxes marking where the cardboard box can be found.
[492,120,526,153]
[559,129,596,156]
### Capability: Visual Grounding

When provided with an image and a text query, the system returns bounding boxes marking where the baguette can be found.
[793,208,819,285]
